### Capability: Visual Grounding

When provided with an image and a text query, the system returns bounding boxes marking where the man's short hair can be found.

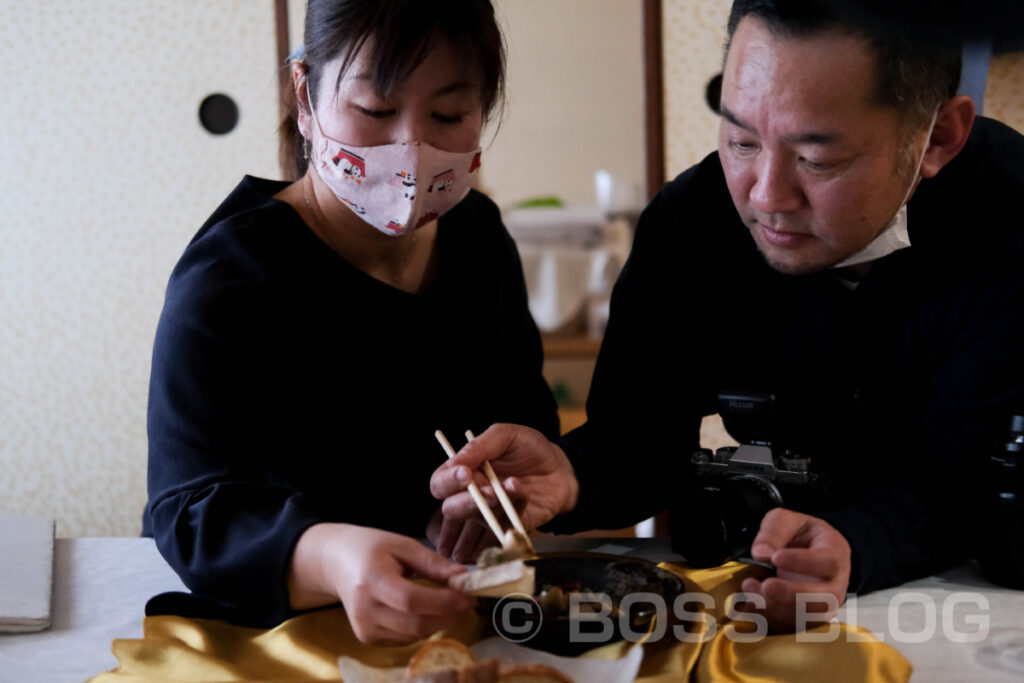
[725,0,962,136]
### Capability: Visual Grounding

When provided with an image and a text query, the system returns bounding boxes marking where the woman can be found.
[144,0,558,645]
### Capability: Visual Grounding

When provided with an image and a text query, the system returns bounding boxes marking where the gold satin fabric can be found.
[89,561,911,682]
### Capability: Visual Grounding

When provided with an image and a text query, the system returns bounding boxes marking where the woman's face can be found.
[307,39,484,153]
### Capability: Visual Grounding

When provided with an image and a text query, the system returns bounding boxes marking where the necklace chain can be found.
[301,179,314,215]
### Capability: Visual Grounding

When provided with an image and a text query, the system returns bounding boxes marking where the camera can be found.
[670,391,824,568]
[977,413,1024,589]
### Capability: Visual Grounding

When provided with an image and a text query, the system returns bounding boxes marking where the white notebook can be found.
[0,513,55,632]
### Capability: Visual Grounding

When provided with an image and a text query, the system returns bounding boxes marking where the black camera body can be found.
[977,413,1024,589]
[670,391,824,568]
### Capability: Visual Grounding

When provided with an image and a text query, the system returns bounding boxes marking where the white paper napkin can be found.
[0,513,55,632]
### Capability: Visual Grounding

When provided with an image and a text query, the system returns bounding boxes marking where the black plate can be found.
[477,553,685,656]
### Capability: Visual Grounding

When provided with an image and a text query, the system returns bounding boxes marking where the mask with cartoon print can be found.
[306,94,482,236]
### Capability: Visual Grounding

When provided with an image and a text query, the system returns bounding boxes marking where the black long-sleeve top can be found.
[143,176,558,626]
[549,117,1024,595]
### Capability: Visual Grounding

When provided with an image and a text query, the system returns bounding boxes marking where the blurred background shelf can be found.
[541,334,603,359]
[557,406,588,435]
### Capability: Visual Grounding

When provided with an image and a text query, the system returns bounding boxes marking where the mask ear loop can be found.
[901,108,940,207]
[291,56,317,164]
[304,83,333,145]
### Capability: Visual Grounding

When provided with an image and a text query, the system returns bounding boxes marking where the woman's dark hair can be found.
[724,0,962,139]
[278,0,506,180]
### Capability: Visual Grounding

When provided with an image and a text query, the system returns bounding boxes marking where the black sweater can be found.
[552,117,1024,594]
[144,177,558,626]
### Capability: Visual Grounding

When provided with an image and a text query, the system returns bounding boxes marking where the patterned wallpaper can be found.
[0,0,281,537]
[985,52,1024,134]
[662,0,732,179]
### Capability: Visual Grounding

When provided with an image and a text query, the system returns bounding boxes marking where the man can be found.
[430,0,1024,630]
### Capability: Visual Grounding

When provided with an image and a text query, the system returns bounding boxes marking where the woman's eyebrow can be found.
[432,81,475,97]
[348,75,474,98]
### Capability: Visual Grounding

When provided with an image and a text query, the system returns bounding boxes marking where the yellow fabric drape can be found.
[89,561,911,682]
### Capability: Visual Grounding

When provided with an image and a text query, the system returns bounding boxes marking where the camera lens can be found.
[978,414,1024,588]
[978,492,1024,588]
[671,475,782,568]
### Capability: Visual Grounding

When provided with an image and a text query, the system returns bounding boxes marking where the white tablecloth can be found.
[2,537,1023,682]
[0,538,184,682]
[835,563,1024,681]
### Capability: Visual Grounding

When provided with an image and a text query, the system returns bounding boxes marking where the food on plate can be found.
[405,658,499,683]
[534,585,570,616]
[407,638,475,674]
[449,559,535,598]
[478,530,533,568]
[497,663,575,682]
[402,638,574,683]
[404,638,498,682]
[534,582,618,618]
[450,531,536,598]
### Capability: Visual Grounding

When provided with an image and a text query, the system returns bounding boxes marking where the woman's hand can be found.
[427,423,579,562]
[287,523,475,645]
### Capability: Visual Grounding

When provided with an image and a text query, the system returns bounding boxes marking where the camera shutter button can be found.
[781,455,810,472]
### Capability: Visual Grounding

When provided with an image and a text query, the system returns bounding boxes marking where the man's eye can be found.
[729,140,758,155]
[801,158,835,172]
[433,113,465,124]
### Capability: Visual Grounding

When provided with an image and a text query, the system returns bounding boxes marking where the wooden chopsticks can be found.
[464,430,531,542]
[434,429,534,553]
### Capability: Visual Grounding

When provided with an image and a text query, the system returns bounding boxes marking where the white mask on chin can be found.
[833,108,939,269]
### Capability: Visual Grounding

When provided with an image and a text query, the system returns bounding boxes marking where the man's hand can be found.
[427,423,579,562]
[739,508,851,632]
[288,523,475,645]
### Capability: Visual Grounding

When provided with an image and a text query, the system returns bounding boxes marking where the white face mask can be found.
[306,94,482,236]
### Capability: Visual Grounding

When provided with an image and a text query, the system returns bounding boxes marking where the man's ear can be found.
[293,63,312,139]
[919,94,975,179]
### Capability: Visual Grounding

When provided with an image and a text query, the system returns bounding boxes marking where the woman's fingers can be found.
[354,539,474,614]
[452,519,491,564]
[373,572,473,618]
[389,537,471,587]
[431,512,462,559]
[350,599,457,645]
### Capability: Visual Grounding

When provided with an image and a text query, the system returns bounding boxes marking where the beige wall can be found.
[1,0,281,537]
[484,0,645,208]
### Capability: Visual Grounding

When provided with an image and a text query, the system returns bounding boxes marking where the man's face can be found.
[718,17,926,274]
